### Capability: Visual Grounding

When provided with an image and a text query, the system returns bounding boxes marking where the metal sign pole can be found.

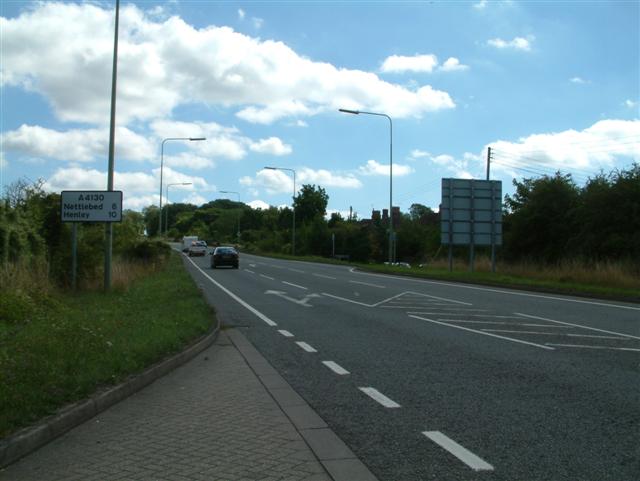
[72,223,78,291]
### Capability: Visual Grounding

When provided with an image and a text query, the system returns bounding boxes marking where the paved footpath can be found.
[0,329,376,481]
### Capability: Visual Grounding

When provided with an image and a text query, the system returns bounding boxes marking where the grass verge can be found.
[243,249,639,302]
[0,253,215,438]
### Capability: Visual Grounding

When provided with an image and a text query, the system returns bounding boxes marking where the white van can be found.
[182,236,198,252]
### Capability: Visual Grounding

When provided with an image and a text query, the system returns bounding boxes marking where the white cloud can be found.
[488,119,640,173]
[358,159,414,177]
[164,153,215,170]
[570,77,587,84]
[474,0,488,9]
[488,36,534,51]
[440,57,469,72]
[125,194,160,211]
[240,168,293,195]
[249,137,293,156]
[247,199,270,210]
[2,3,455,125]
[182,193,208,206]
[381,54,438,73]
[237,9,245,20]
[409,149,430,160]
[252,17,264,29]
[152,120,290,160]
[1,125,154,163]
[429,153,477,179]
[236,101,317,124]
[298,167,362,188]
[625,99,638,109]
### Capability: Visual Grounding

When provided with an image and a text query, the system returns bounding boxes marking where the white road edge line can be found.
[349,280,386,289]
[296,341,317,353]
[409,315,554,350]
[245,269,255,274]
[516,312,640,340]
[358,387,401,408]
[185,256,277,327]
[278,330,294,338]
[422,431,494,472]
[313,273,337,280]
[283,281,308,290]
[545,343,640,352]
[322,361,350,375]
[288,268,305,273]
[260,274,275,280]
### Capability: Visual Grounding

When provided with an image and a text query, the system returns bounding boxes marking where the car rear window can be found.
[215,247,236,254]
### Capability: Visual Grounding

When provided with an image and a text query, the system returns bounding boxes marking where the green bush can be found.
[123,239,171,262]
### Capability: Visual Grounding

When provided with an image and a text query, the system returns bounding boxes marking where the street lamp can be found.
[339,108,394,263]
[158,137,205,236]
[264,166,296,256]
[220,190,241,245]
[165,182,192,236]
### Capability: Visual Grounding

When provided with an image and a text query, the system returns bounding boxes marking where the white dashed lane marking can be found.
[278,330,294,338]
[296,341,317,353]
[423,431,494,472]
[322,361,350,375]
[358,387,401,408]
[283,281,308,290]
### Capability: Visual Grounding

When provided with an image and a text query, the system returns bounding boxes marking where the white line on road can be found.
[349,268,640,311]
[278,330,294,337]
[418,319,572,328]
[296,341,317,353]
[313,273,337,280]
[283,281,308,290]
[406,291,473,306]
[358,387,401,408]
[409,315,554,350]
[245,269,255,274]
[422,431,494,472]
[288,268,305,273]
[185,256,277,327]
[349,280,386,289]
[409,313,525,318]
[322,361,350,375]
[373,292,415,307]
[260,274,275,280]
[516,313,640,340]
[322,292,374,307]
[482,329,628,340]
[545,343,640,352]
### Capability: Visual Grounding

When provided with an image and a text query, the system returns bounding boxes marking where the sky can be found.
[1,0,639,219]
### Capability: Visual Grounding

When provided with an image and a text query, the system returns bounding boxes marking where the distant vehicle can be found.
[188,240,208,257]
[211,246,239,269]
[182,236,198,252]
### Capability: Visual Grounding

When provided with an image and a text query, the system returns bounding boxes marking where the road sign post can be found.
[61,191,123,289]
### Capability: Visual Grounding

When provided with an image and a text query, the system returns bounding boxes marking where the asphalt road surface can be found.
[182,250,640,481]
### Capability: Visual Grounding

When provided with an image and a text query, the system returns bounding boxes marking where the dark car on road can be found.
[210,246,239,269]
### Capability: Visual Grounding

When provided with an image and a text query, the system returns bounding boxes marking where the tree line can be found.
[2,163,637,288]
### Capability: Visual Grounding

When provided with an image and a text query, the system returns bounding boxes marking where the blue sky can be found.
[1,0,638,218]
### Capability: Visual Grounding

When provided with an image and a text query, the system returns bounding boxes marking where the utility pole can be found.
[486,146,492,180]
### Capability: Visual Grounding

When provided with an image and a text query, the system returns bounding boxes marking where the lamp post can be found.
[264,166,296,256]
[158,137,205,236]
[339,108,394,264]
[220,190,241,245]
[165,182,192,236]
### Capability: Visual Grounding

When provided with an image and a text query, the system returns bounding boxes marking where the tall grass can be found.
[0,253,215,438]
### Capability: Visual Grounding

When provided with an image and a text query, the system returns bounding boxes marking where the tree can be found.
[294,184,328,225]
[504,173,580,263]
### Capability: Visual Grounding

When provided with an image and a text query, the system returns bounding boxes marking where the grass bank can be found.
[0,253,215,438]
[244,249,639,302]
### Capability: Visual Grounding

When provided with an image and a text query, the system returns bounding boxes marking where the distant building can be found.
[371,209,381,222]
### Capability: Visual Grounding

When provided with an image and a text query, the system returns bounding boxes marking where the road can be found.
[183,250,640,481]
